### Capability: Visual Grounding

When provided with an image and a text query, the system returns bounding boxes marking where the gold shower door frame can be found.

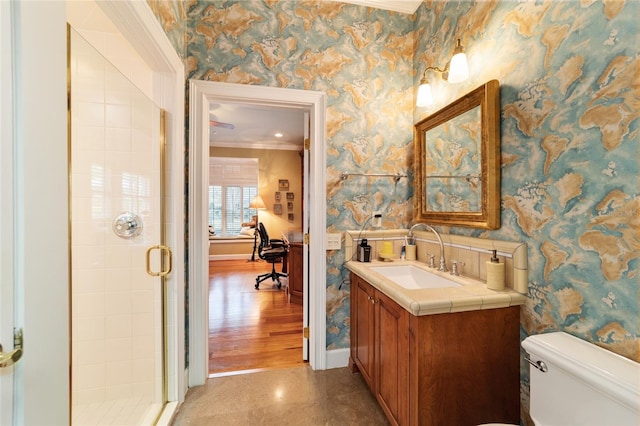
[68,27,169,425]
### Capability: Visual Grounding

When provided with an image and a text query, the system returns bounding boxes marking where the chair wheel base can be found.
[255,272,287,290]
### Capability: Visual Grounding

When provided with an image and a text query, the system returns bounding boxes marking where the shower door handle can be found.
[146,244,173,277]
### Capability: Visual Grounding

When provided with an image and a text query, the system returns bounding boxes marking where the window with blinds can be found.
[209,157,258,236]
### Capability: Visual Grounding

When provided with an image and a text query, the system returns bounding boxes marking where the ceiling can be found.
[208,0,421,151]
[209,102,306,151]
[338,0,422,14]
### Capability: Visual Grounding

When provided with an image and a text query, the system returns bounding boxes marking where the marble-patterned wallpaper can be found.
[147,0,188,58]
[166,0,418,350]
[149,1,638,418]
[413,2,639,419]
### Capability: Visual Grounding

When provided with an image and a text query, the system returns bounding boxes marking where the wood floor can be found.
[208,259,305,375]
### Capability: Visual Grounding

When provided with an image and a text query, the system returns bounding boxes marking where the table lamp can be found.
[248,194,266,262]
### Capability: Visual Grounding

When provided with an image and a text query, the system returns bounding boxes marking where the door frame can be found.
[302,111,310,361]
[188,81,327,386]
[0,1,16,423]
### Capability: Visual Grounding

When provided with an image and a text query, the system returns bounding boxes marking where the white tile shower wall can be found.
[69,0,184,410]
[69,27,153,100]
[71,29,162,408]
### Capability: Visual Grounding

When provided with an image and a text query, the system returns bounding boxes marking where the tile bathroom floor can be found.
[171,366,389,425]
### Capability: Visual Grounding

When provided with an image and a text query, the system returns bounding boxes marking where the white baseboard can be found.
[209,254,252,261]
[325,348,350,369]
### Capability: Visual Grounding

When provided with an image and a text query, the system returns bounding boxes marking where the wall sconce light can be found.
[416,39,469,108]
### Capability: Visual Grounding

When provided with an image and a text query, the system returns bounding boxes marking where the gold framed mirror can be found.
[414,80,500,229]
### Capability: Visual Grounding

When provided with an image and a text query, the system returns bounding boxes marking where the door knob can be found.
[0,343,22,368]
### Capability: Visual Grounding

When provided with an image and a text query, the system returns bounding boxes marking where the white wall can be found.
[9,2,70,424]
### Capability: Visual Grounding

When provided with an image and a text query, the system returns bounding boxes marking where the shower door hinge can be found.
[304,138,310,150]
[304,233,310,245]
[303,327,309,339]
[14,328,23,350]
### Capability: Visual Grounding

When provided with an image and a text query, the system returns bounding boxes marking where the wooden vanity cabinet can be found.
[349,273,409,425]
[348,272,520,426]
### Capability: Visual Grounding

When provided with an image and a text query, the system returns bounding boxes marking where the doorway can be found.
[69,28,166,424]
[208,260,305,374]
[208,124,306,374]
[188,81,328,386]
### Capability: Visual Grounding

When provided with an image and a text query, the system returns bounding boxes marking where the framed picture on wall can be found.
[275,192,281,201]
[287,202,293,210]
[288,213,294,221]
[278,179,289,191]
[274,204,282,215]
[286,192,294,200]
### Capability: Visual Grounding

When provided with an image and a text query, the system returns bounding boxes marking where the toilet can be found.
[482,331,640,426]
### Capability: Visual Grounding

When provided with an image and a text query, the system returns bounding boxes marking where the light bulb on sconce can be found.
[416,39,470,107]
[416,77,434,108]
[447,39,469,83]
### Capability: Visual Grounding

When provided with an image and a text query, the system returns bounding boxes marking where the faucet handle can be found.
[427,253,436,268]
[449,260,465,276]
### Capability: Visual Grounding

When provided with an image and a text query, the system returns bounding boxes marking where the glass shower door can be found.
[69,28,165,425]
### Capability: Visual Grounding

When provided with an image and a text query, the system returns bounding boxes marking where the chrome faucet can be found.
[408,224,447,272]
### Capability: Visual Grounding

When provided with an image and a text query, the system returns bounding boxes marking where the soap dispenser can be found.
[357,239,371,263]
[486,250,505,290]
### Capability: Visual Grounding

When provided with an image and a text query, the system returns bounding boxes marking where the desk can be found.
[287,242,303,304]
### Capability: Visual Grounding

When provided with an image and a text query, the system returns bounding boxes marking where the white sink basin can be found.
[370,265,462,290]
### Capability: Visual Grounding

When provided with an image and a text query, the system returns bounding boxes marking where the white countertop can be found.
[345,260,527,316]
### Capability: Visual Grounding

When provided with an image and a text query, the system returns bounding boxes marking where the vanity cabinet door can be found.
[351,274,376,388]
[375,289,410,426]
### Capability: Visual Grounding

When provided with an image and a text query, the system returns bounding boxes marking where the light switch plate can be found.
[326,233,342,250]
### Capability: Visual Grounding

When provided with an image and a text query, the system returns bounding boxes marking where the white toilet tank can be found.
[522,332,639,426]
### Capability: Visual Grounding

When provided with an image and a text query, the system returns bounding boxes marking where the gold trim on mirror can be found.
[415,80,501,229]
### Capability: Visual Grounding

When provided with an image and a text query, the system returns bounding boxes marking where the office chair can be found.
[255,223,289,289]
